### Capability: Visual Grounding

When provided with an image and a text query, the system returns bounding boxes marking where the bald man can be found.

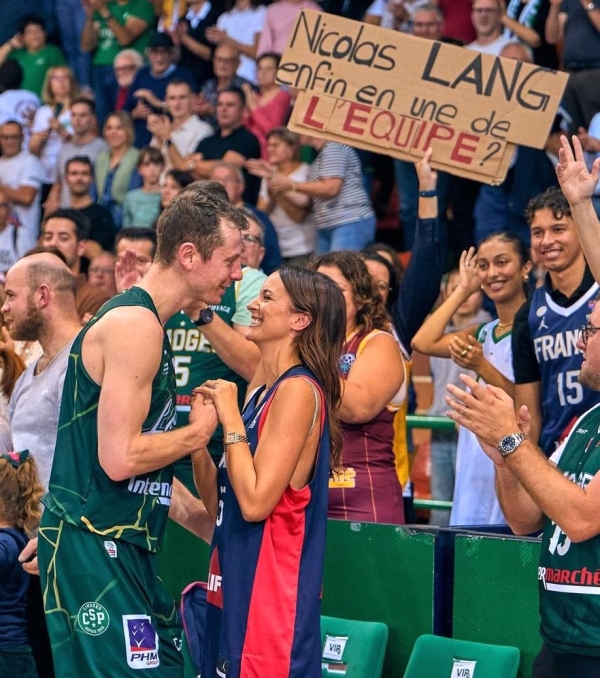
[5,252,82,490]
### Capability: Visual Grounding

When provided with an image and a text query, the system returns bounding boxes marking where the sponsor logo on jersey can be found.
[207,548,223,608]
[533,330,580,362]
[77,602,110,636]
[538,566,600,592]
[576,428,589,435]
[104,540,118,558]
[122,615,160,669]
[127,476,173,506]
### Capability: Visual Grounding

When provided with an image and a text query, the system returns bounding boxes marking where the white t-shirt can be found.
[259,163,316,257]
[0,89,40,144]
[0,151,44,241]
[0,222,37,274]
[9,340,74,492]
[467,34,513,56]
[152,114,214,174]
[217,5,267,84]
[31,105,74,183]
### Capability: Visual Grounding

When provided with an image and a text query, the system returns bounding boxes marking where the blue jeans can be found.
[91,64,118,129]
[55,0,91,87]
[316,214,376,253]
[394,159,449,252]
[429,431,457,527]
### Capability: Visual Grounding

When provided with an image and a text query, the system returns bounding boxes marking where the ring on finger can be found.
[462,406,468,416]
[467,344,473,352]
[460,348,468,357]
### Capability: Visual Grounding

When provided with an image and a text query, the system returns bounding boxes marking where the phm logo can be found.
[122,615,160,669]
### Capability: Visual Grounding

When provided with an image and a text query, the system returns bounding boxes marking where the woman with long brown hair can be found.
[29,65,78,205]
[316,251,406,525]
[191,264,345,678]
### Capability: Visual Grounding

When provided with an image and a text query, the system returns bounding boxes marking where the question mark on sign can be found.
[479,141,502,166]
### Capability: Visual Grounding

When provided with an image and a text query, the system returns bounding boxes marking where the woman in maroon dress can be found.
[316,252,406,524]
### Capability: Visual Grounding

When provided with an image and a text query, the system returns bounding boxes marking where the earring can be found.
[523,274,529,282]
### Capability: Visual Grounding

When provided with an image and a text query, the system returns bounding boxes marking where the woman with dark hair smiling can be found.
[192,265,346,678]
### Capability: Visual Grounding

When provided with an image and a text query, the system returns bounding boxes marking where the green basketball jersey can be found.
[43,287,177,553]
[538,402,600,656]
[165,268,264,457]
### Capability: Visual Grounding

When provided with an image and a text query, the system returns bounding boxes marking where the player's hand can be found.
[196,379,239,425]
[19,537,39,576]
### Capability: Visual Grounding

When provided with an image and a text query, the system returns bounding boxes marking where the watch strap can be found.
[224,432,249,446]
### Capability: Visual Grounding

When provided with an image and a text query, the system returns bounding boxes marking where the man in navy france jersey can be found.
[512,187,600,457]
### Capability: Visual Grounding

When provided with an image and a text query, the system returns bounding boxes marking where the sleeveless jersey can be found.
[165,284,246,431]
[43,287,177,553]
[202,365,330,678]
[538,403,600,656]
[450,320,512,526]
[528,283,600,456]
[329,330,404,524]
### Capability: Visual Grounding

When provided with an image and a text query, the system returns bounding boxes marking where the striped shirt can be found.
[308,142,374,230]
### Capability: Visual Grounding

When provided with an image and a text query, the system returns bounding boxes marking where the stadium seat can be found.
[320,615,388,678]
[403,634,520,678]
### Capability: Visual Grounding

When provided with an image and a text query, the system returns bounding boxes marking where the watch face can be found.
[194,308,214,326]
[499,436,517,453]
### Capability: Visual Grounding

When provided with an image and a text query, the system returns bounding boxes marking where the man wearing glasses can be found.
[467,0,512,55]
[445,305,600,677]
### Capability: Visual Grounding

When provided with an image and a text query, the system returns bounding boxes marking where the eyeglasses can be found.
[89,267,115,275]
[242,233,262,246]
[50,74,70,81]
[472,7,499,14]
[214,57,237,64]
[413,21,441,28]
[114,64,136,73]
[579,323,600,347]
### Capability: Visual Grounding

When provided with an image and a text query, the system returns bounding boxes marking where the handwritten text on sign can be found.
[278,10,568,183]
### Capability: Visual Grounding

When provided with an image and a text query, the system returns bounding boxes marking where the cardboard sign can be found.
[278,10,569,184]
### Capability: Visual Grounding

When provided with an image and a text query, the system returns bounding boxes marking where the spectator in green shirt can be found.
[0,15,66,97]
[81,0,155,127]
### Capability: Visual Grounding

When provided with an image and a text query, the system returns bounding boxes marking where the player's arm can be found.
[95,308,217,481]
[199,317,260,382]
[169,477,215,543]
[198,378,321,522]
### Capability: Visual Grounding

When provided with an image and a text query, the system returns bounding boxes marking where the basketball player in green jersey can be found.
[37,188,248,678]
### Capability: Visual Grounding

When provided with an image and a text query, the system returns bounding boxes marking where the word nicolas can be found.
[288,11,397,71]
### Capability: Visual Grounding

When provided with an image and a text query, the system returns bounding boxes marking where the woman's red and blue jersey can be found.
[201,365,330,678]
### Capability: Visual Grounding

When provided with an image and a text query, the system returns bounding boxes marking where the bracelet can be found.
[419,189,437,198]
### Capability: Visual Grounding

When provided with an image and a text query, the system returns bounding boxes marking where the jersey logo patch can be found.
[77,602,110,636]
[207,547,223,609]
[122,615,160,669]
[104,540,117,558]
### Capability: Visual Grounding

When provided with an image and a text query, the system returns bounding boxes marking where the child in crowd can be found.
[121,146,164,228]
[0,450,44,678]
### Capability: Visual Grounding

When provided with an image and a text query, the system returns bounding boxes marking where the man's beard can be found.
[10,299,45,342]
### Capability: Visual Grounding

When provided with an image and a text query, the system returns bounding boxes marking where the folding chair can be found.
[403,634,520,678]
[320,615,388,678]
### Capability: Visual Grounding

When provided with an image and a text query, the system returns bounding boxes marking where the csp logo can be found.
[77,602,110,636]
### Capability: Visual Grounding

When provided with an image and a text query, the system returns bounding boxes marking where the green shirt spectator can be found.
[91,0,155,66]
[0,15,66,97]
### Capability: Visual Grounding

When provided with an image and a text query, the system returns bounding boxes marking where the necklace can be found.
[496,321,513,332]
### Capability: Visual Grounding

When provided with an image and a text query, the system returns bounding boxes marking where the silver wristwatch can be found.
[223,432,249,446]
[586,2,597,11]
[498,432,526,457]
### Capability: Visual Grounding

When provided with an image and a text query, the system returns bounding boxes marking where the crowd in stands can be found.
[3,0,600,674]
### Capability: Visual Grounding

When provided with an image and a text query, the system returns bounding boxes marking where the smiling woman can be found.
[191,265,346,678]
[412,231,532,526]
